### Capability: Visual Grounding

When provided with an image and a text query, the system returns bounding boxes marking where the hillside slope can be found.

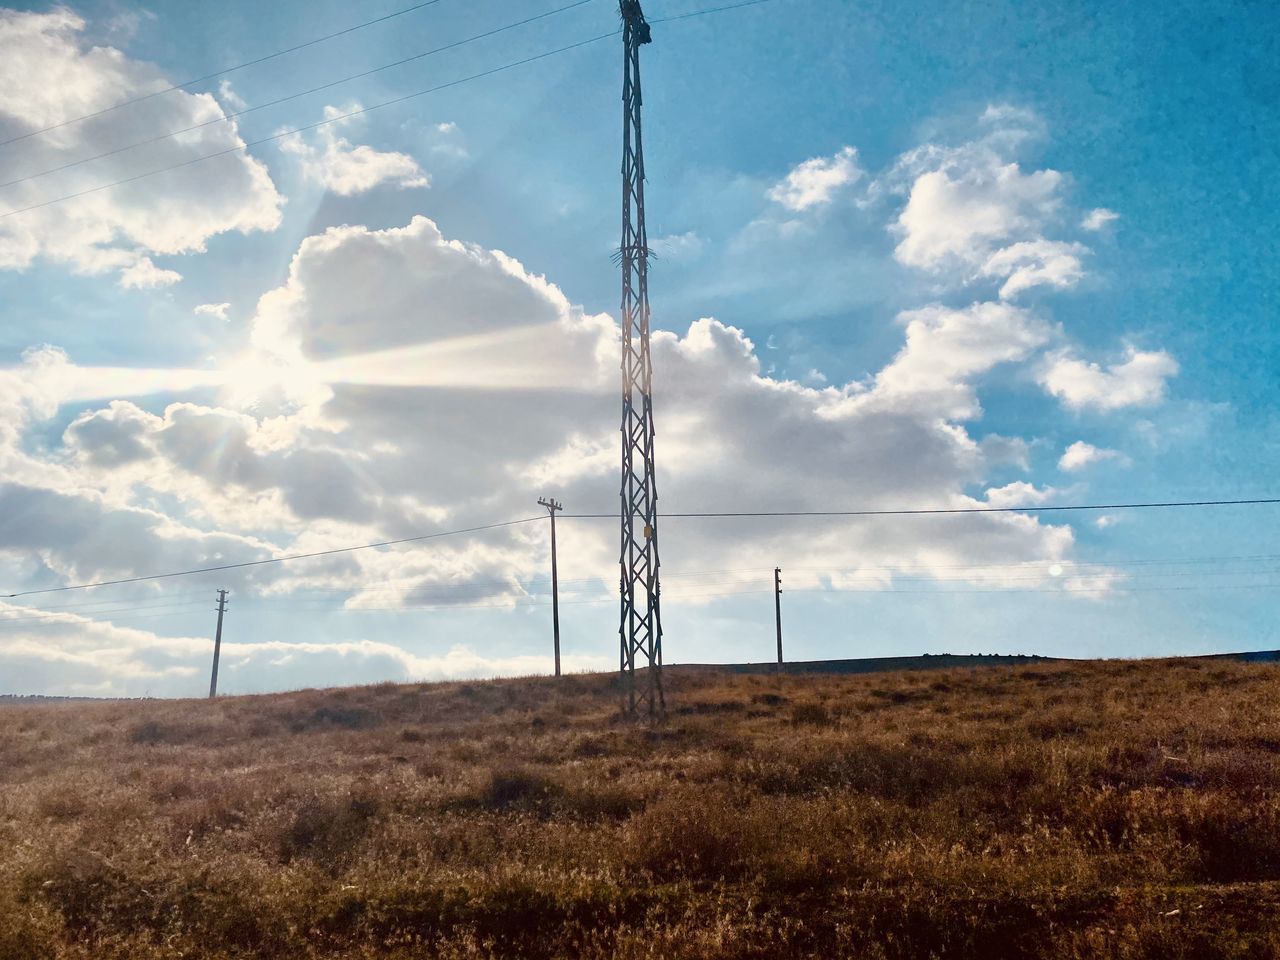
[3,659,1280,958]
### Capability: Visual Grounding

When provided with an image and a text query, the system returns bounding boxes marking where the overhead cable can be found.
[1,0,780,218]
[3,517,542,598]
[0,0,454,149]
[562,498,1280,519]
[6,497,1278,599]
[0,31,616,220]
[0,0,597,191]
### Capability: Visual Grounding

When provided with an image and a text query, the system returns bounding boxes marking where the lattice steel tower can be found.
[618,0,663,718]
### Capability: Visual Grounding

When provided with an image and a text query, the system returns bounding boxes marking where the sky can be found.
[0,0,1277,697]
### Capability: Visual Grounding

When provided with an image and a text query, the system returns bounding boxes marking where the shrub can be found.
[279,789,381,864]
[790,702,832,726]
[476,768,561,813]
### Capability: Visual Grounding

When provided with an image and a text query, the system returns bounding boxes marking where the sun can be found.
[217,349,329,413]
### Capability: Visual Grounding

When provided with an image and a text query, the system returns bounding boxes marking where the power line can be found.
[5,574,1278,628]
[0,597,210,619]
[0,590,209,614]
[650,0,776,23]
[0,600,211,625]
[3,517,542,599]
[178,558,1280,604]
[773,553,1280,573]
[0,31,617,221]
[787,582,1280,597]
[0,0,452,150]
[6,496,1278,601]
[562,498,1280,519]
[0,0,774,162]
[0,0,597,192]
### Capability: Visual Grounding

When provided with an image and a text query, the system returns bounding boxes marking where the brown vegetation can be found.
[3,658,1280,958]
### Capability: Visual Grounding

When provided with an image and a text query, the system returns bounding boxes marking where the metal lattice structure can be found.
[618,0,663,718]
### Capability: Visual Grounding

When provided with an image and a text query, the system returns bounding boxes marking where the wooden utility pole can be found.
[208,589,228,698]
[537,497,563,677]
[774,567,783,673]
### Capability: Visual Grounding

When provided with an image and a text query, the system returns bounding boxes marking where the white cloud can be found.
[280,104,428,196]
[981,239,1086,299]
[64,399,157,467]
[1082,207,1119,231]
[435,121,457,134]
[1040,348,1179,411]
[894,162,1063,270]
[984,481,1056,508]
[0,9,282,284]
[118,257,182,289]
[235,219,1077,601]
[864,301,1052,419]
[0,479,279,596]
[876,105,1099,309]
[0,216,1084,651]
[194,302,230,320]
[767,146,862,211]
[1058,440,1121,471]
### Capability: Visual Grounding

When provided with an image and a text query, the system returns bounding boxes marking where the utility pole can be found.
[618,0,664,719]
[537,497,563,677]
[208,589,228,698]
[774,567,784,673]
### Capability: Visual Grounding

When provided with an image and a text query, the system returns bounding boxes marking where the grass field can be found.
[3,658,1280,959]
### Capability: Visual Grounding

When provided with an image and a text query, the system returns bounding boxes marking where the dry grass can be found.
[3,659,1280,958]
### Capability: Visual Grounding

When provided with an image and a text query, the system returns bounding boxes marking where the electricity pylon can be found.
[618,0,663,718]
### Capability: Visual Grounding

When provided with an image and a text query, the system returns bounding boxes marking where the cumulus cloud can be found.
[1058,440,1121,471]
[983,481,1056,508]
[64,399,157,467]
[0,215,1086,649]
[981,239,1086,299]
[0,480,278,596]
[0,8,282,285]
[894,161,1063,270]
[767,146,862,211]
[1,101,1172,692]
[1040,349,1179,411]
[280,105,428,196]
[876,105,1102,309]
[865,301,1052,419]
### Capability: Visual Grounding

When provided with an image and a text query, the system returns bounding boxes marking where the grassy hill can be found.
[3,658,1280,958]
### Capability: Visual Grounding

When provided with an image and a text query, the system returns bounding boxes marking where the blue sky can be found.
[0,0,1276,696]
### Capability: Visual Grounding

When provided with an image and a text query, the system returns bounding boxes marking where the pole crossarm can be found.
[618,0,663,719]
